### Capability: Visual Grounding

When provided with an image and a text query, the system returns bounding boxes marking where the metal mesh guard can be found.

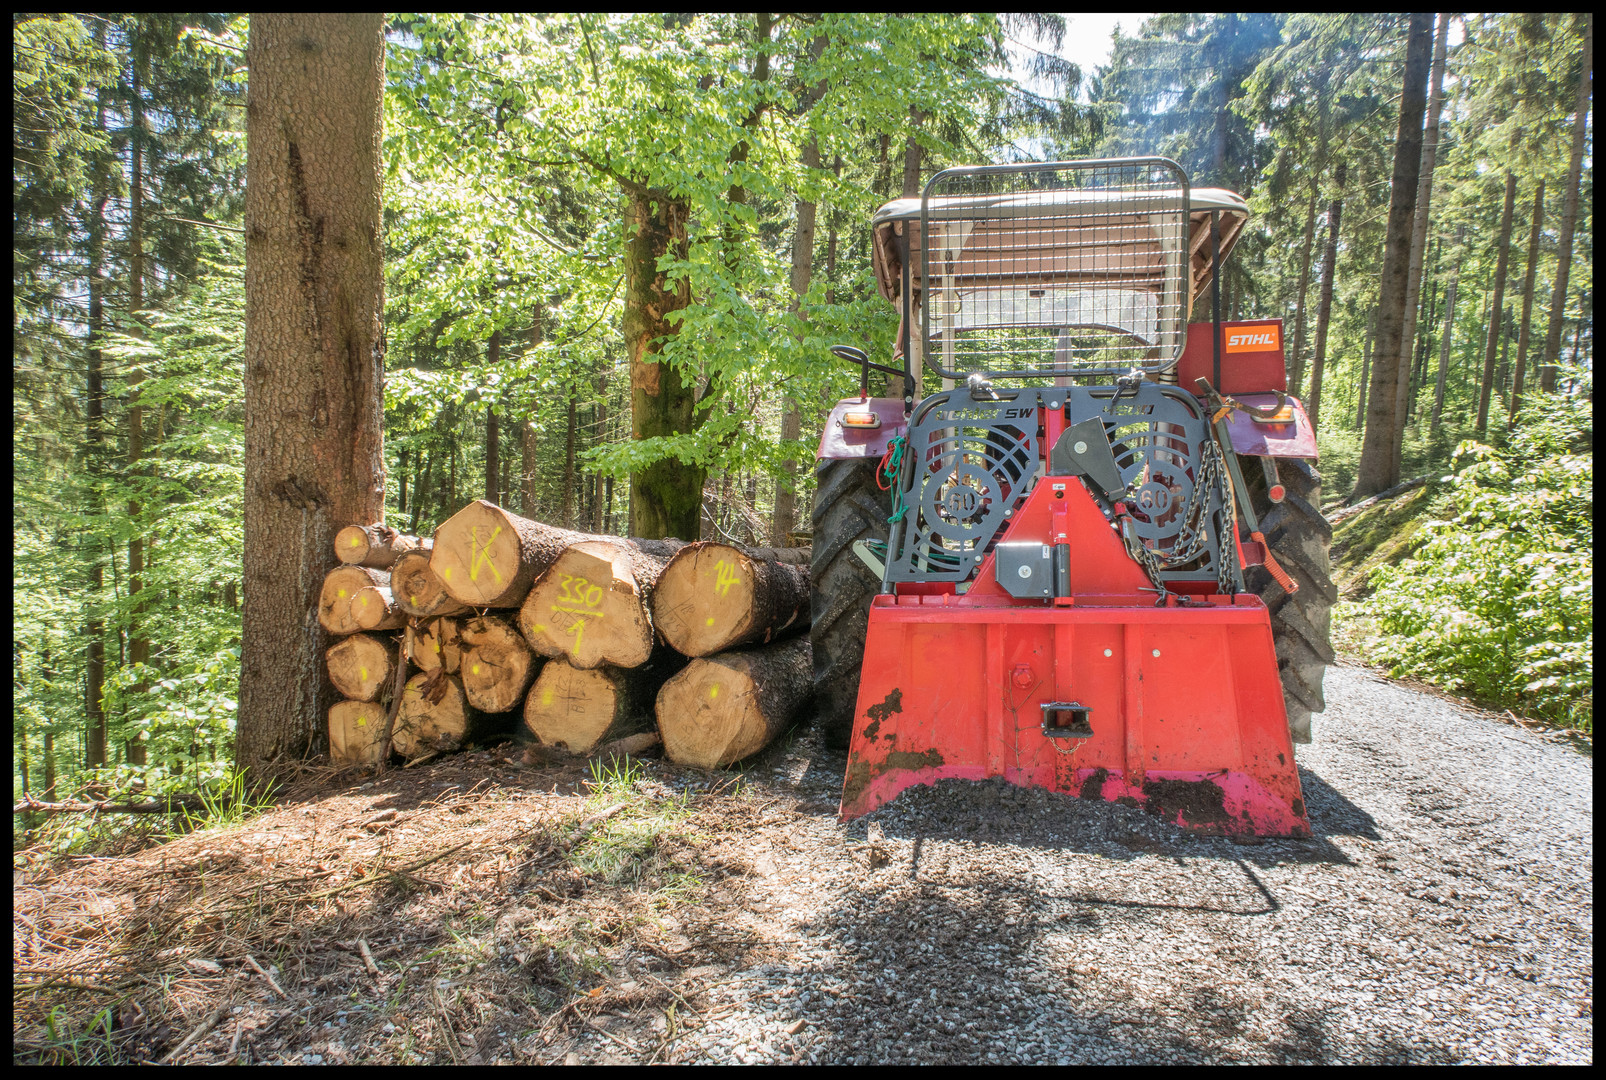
[919,158,1190,381]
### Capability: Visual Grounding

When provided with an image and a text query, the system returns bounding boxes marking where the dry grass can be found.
[12,746,805,1065]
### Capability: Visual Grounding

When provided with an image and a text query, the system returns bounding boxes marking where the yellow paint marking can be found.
[709,684,719,699]
[468,524,505,584]
[541,688,553,707]
[432,642,440,653]
[532,623,546,634]
[357,716,367,726]
[472,663,482,675]
[337,588,348,599]
[441,566,452,580]
[713,559,738,596]
[566,618,587,654]
[350,536,362,547]
[705,616,716,627]
[410,594,418,606]
[359,667,368,681]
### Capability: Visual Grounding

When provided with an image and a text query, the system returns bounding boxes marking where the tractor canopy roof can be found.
[869,186,1249,315]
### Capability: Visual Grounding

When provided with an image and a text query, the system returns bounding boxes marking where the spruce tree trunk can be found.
[1287,177,1320,398]
[239,14,387,772]
[655,637,812,767]
[652,542,811,657]
[1306,160,1345,431]
[562,392,577,527]
[126,57,149,767]
[773,138,819,546]
[485,328,500,503]
[1353,13,1433,498]
[1509,182,1545,423]
[623,184,698,541]
[1541,13,1591,380]
[1355,321,1373,432]
[1476,174,1517,434]
[1389,12,1451,475]
[1430,275,1458,431]
[85,73,109,770]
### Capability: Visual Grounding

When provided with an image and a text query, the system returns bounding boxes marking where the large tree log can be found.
[459,614,539,713]
[335,523,426,569]
[652,542,810,657]
[325,633,398,702]
[392,671,503,760]
[329,700,388,765]
[523,658,674,754]
[430,500,589,608]
[318,566,390,635]
[405,615,463,674]
[391,548,470,619]
[655,637,812,768]
[518,538,684,669]
[351,585,406,631]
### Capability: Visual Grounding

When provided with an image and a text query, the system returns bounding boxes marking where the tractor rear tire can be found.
[1238,455,1336,744]
[810,457,891,750]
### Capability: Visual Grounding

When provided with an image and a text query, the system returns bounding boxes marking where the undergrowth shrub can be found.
[1345,391,1592,731]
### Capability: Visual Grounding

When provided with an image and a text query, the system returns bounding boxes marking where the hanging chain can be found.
[1112,422,1237,602]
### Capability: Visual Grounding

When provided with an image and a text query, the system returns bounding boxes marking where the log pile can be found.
[318,504,815,769]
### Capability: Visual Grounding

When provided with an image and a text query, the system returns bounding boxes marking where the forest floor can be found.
[13,661,1591,1065]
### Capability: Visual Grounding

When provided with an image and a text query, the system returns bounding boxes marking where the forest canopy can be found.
[13,13,1592,805]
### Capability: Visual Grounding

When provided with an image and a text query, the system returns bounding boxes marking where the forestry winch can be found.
[810,158,1335,837]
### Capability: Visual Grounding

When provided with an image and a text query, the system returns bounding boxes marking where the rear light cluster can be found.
[840,412,881,429]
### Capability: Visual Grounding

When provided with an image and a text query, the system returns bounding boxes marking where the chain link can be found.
[1116,424,1237,601]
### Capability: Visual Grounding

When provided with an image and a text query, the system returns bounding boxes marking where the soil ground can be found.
[13,665,1591,1065]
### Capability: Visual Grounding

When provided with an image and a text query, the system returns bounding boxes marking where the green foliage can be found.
[1352,391,1592,729]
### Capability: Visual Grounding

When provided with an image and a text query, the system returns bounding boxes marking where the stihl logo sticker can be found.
[1225,326,1281,353]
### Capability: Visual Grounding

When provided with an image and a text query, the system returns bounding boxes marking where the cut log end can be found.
[431,500,572,608]
[459,615,538,713]
[326,633,397,702]
[329,700,388,765]
[336,524,425,569]
[519,541,655,669]
[393,672,473,760]
[523,662,646,754]
[352,585,405,631]
[653,542,810,657]
[392,549,468,619]
[318,566,390,635]
[655,638,811,768]
[406,615,463,674]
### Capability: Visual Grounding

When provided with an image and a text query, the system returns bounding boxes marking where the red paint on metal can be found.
[1221,393,1318,458]
[816,397,908,459]
[840,478,1309,838]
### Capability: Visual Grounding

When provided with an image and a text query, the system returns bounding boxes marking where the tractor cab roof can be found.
[869,186,1250,314]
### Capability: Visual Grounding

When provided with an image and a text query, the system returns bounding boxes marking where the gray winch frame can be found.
[874,157,1242,594]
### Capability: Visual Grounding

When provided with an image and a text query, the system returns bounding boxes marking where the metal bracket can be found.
[851,539,886,579]
[1041,701,1093,739]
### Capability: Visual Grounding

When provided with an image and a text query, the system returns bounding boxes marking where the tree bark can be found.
[334,523,424,568]
[518,537,685,669]
[522,659,673,754]
[1430,274,1458,431]
[623,184,699,541]
[430,499,590,608]
[562,391,577,527]
[85,72,109,770]
[459,614,538,713]
[1541,13,1591,380]
[391,548,469,619]
[405,614,463,674]
[325,632,398,702]
[317,566,390,635]
[1356,318,1374,431]
[1307,160,1345,431]
[655,637,812,768]
[1509,181,1546,424]
[410,448,433,534]
[329,700,388,765]
[1389,12,1451,473]
[1476,173,1517,434]
[1353,13,1433,498]
[485,328,501,503]
[773,141,819,546]
[392,671,500,761]
[240,14,387,770]
[126,53,149,768]
[652,542,811,657]
[1287,175,1321,397]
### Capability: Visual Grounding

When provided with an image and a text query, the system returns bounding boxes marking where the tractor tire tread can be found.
[810,458,890,750]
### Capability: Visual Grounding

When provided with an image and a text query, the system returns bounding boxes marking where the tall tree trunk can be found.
[85,69,109,770]
[1353,13,1433,498]
[126,55,149,767]
[484,328,501,504]
[1307,160,1345,431]
[239,14,387,772]
[773,138,819,546]
[521,306,543,516]
[1509,181,1545,424]
[623,184,697,540]
[1388,12,1451,476]
[1475,173,1517,434]
[410,448,433,533]
[592,384,608,531]
[561,391,577,528]
[1287,175,1320,397]
[1540,13,1592,382]
[397,447,409,516]
[1355,319,1373,432]
[1430,232,1462,431]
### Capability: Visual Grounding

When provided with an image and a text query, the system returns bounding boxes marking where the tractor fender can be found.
[816,397,907,460]
[1222,392,1318,458]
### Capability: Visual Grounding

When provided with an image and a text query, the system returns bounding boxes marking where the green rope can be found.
[882,436,909,525]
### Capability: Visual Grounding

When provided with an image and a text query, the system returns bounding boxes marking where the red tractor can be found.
[810,159,1333,837]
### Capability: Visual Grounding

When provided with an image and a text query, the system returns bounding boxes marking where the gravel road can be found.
[613,663,1592,1065]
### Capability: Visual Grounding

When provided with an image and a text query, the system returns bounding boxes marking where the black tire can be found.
[810,457,891,750]
[1238,455,1336,744]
